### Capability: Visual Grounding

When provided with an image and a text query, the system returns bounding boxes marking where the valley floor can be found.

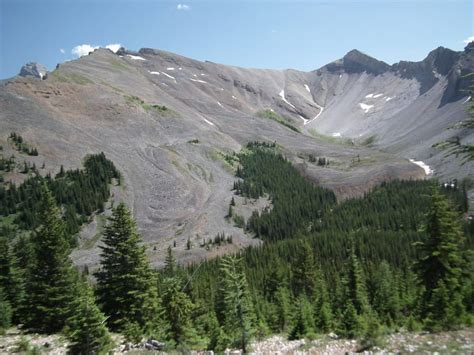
[1,328,473,354]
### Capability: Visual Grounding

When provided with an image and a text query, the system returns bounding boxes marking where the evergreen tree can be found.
[339,242,370,337]
[219,256,254,352]
[371,261,400,325]
[164,246,177,277]
[0,287,11,334]
[24,185,77,333]
[95,202,158,333]
[292,240,317,297]
[0,236,25,324]
[288,295,315,340]
[161,276,195,347]
[414,188,466,330]
[66,276,114,355]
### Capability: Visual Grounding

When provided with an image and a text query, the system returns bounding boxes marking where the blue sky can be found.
[1,0,473,79]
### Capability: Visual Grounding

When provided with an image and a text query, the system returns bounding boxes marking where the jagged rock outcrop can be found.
[19,62,47,79]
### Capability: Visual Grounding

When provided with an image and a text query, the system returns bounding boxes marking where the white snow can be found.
[166,67,175,71]
[270,108,275,112]
[332,132,341,137]
[220,88,225,91]
[232,95,237,100]
[462,96,472,104]
[373,93,383,98]
[339,74,342,78]
[365,93,374,98]
[304,84,311,93]
[409,159,433,175]
[278,90,296,109]
[298,115,308,124]
[202,118,215,126]
[385,97,393,102]
[190,78,208,84]
[127,55,146,61]
[200,73,206,76]
[217,101,223,107]
[161,82,168,87]
[178,67,182,70]
[193,74,198,77]
[149,71,160,75]
[359,103,374,113]
[161,72,176,80]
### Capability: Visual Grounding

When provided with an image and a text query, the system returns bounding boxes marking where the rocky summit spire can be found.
[19,62,48,79]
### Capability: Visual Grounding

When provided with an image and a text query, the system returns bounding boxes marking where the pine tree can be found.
[0,235,25,324]
[292,240,317,297]
[161,276,195,347]
[414,188,466,330]
[24,185,77,333]
[372,261,400,325]
[0,287,11,334]
[219,256,254,352]
[288,295,315,340]
[66,276,114,354]
[339,241,370,337]
[164,246,177,277]
[95,202,158,333]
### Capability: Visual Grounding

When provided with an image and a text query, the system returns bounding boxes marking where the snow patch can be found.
[278,90,296,109]
[149,71,160,75]
[304,84,311,93]
[232,95,237,100]
[373,93,383,98]
[178,67,182,70]
[202,118,215,126]
[190,78,208,84]
[385,97,393,102]
[359,103,374,113]
[161,82,168,87]
[462,96,471,104]
[127,55,146,61]
[200,73,206,76]
[298,115,308,124]
[166,67,175,71]
[409,159,433,175]
[217,101,223,107]
[161,72,176,80]
[332,132,341,137]
[193,74,198,77]
[365,93,374,99]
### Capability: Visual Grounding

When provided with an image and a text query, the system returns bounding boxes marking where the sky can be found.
[0,0,473,79]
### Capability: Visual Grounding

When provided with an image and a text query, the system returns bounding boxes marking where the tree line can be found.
[0,143,472,353]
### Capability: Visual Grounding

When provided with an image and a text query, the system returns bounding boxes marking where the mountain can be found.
[0,45,472,267]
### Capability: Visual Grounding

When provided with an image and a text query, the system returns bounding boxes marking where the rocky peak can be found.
[341,49,390,75]
[19,62,48,79]
[423,46,460,76]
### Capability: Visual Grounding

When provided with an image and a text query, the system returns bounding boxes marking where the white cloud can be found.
[463,36,474,44]
[71,44,99,57]
[59,48,65,54]
[105,43,121,53]
[177,4,191,11]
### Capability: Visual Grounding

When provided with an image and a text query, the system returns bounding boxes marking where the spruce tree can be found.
[292,240,317,297]
[0,287,11,334]
[219,256,254,352]
[66,276,114,354]
[95,202,158,333]
[24,185,77,333]
[161,276,195,347]
[414,188,466,330]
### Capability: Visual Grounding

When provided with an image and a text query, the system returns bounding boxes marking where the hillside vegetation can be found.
[0,142,472,353]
